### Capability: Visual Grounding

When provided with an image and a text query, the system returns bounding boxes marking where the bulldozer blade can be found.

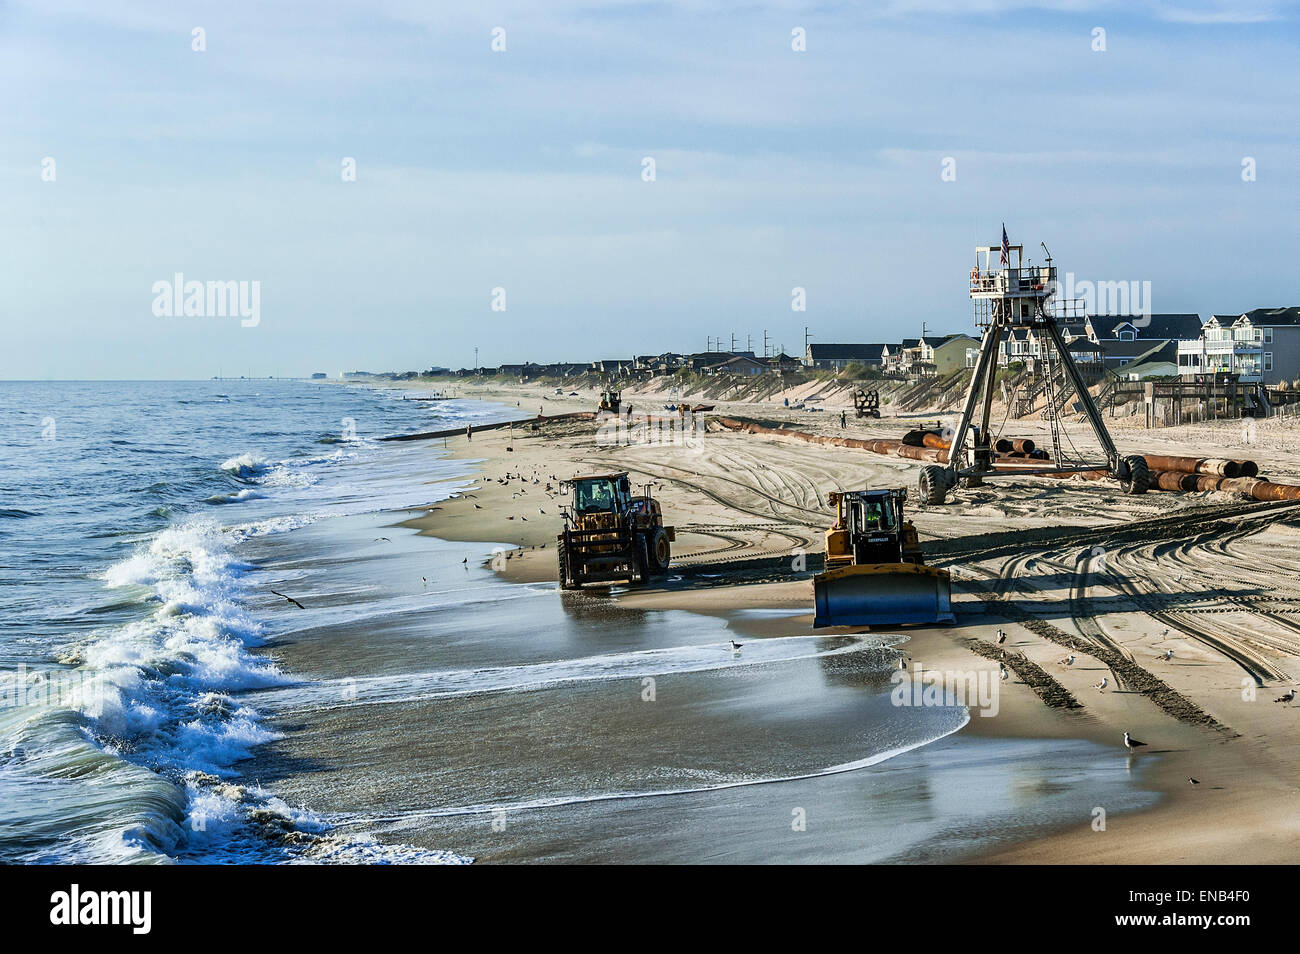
[813,564,954,628]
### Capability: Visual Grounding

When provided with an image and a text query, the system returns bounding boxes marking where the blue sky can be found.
[4,0,1299,378]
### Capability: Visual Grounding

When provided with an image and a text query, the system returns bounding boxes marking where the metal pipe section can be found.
[1147,470,1300,501]
[1143,455,1247,478]
[710,418,1297,499]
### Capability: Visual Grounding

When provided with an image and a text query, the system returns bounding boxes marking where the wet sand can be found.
[239,508,1157,864]
[382,379,1300,863]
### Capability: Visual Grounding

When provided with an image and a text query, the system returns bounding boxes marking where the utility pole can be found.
[746,334,752,354]
[730,333,737,353]
[474,347,478,371]
[763,329,770,358]
[804,326,813,360]
[706,336,712,352]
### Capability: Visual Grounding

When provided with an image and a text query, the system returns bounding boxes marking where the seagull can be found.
[421,576,427,584]
[1094,677,1108,691]
[1123,731,1146,751]
[1188,777,1200,785]
[374,536,391,543]
[462,557,467,563]
[995,629,1007,646]
[539,509,546,515]
[1061,654,1076,667]
[999,664,1009,681]
[1275,689,1296,704]
[729,640,743,652]
[269,588,305,610]
[474,504,483,509]
[1158,649,1174,661]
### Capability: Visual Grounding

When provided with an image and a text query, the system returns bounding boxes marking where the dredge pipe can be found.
[1142,455,1245,479]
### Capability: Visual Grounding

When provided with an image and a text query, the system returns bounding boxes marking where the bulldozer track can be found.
[956,572,1229,730]
[1069,549,1133,690]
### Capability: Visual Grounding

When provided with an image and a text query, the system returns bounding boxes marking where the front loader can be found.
[557,472,674,589]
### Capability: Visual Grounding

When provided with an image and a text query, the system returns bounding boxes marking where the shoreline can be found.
[371,382,1300,868]
[381,382,1300,863]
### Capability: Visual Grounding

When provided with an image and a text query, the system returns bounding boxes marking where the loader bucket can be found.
[813,563,954,628]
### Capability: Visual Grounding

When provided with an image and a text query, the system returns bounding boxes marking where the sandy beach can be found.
[384,376,1300,863]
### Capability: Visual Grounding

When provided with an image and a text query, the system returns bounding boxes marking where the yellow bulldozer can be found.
[557,472,674,588]
[812,488,953,627]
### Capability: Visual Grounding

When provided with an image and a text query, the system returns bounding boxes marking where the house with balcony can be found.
[925,334,978,375]
[997,327,1043,370]
[767,352,803,372]
[1175,310,1300,384]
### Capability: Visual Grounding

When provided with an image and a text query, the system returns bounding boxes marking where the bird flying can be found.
[269,589,306,610]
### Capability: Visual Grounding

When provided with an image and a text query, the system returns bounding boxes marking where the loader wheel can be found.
[648,527,671,574]
[1118,455,1150,495]
[919,465,949,505]
[557,540,577,590]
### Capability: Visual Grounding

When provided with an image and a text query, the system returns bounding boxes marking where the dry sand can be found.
[390,377,1300,863]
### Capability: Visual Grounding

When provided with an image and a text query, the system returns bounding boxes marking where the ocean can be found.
[0,380,1155,864]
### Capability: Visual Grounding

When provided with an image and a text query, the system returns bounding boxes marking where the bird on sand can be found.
[474,504,483,509]
[539,509,546,515]
[1061,654,1076,667]
[999,664,1009,681]
[1275,688,1296,704]
[1123,731,1146,752]
[1188,777,1200,785]
[729,640,743,652]
[1158,649,1174,661]
[996,629,1007,646]
[1094,677,1108,691]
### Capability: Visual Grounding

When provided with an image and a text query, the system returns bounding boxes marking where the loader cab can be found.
[571,473,632,516]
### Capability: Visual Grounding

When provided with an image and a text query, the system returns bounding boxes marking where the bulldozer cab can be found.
[841,490,903,563]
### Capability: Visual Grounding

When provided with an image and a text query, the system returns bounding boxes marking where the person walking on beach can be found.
[840,410,847,429]
[466,424,472,442]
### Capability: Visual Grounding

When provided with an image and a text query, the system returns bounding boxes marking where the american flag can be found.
[1000,224,1010,266]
